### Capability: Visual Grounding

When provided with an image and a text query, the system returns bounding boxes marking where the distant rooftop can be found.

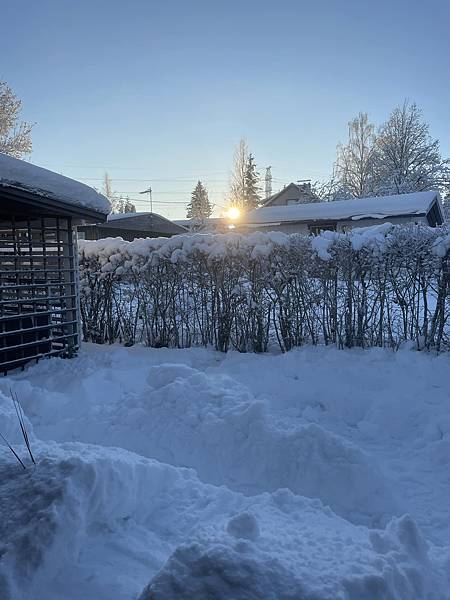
[102,211,187,235]
[244,191,442,225]
[173,217,224,228]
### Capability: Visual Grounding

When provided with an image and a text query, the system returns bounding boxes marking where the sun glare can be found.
[227,206,240,220]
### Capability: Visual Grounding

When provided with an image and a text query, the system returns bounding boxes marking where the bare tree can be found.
[229,138,248,209]
[375,101,450,195]
[101,172,124,213]
[334,113,377,198]
[0,81,33,158]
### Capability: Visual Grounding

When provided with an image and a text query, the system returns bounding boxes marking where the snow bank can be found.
[3,344,450,598]
[140,511,442,600]
[0,152,110,214]
[0,442,445,600]
[9,359,397,526]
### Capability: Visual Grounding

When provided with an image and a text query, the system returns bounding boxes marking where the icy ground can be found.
[1,345,450,599]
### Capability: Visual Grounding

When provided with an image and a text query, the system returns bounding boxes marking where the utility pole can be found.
[139,187,153,212]
[265,166,272,200]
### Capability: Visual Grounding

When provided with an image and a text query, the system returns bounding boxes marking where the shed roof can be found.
[101,212,187,235]
[244,191,443,225]
[0,153,110,220]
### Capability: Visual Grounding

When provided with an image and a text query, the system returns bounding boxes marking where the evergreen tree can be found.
[186,181,212,228]
[243,153,261,209]
[123,196,136,213]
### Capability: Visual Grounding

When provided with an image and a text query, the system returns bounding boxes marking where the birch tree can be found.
[0,81,33,158]
[334,113,377,198]
[229,138,248,209]
[375,101,450,195]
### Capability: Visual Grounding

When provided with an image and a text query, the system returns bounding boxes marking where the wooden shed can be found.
[0,153,110,373]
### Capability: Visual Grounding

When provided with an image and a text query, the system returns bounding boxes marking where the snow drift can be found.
[2,344,450,598]
[9,359,397,526]
[0,443,445,600]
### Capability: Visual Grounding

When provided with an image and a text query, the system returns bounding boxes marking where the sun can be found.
[227,206,240,221]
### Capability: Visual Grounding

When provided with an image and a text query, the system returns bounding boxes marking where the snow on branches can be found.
[78,224,450,352]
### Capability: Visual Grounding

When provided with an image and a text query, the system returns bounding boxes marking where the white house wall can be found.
[244,214,429,235]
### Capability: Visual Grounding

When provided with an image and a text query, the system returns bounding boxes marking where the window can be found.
[286,199,299,205]
[309,224,336,236]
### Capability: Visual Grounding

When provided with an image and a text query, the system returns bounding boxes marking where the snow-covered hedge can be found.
[78,223,450,352]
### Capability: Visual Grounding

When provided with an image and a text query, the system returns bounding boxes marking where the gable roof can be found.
[263,182,319,207]
[244,191,443,226]
[101,212,188,235]
[0,152,110,221]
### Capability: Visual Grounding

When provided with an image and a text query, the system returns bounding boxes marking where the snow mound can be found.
[139,507,445,600]
[1,441,444,600]
[118,364,400,526]
[11,361,398,526]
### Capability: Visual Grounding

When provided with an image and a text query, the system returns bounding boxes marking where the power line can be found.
[79,177,232,183]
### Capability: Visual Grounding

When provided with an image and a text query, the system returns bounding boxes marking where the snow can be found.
[107,211,150,221]
[244,190,441,224]
[0,153,110,215]
[78,223,448,280]
[1,344,449,598]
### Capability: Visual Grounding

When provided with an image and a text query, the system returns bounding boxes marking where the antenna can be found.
[139,187,153,212]
[265,166,272,200]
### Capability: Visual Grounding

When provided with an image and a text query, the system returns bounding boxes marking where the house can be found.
[240,191,445,235]
[78,212,187,241]
[263,181,320,207]
[0,152,110,373]
[173,217,228,233]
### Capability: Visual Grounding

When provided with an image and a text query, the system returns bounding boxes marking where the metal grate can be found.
[0,216,79,373]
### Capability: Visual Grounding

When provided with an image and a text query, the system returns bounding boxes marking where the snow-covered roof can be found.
[100,211,187,235]
[0,152,110,216]
[243,191,442,225]
[173,217,224,227]
[107,211,150,221]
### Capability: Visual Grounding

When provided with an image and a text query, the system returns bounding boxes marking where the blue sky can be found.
[2,0,450,218]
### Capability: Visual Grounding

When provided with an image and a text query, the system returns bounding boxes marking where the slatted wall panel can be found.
[0,216,79,373]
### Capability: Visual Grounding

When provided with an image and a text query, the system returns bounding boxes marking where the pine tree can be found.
[186,181,212,228]
[123,196,136,213]
[243,153,261,209]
